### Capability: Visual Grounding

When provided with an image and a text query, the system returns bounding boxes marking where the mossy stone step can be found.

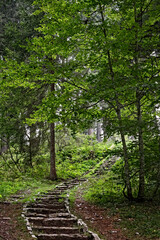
[36,233,92,240]
[28,203,66,209]
[36,197,65,203]
[37,194,64,198]
[47,190,65,194]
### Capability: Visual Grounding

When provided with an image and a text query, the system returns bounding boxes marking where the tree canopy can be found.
[0,0,160,201]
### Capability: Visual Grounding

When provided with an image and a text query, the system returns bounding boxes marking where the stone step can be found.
[49,213,72,218]
[37,195,64,198]
[29,217,77,227]
[55,186,66,189]
[65,183,78,188]
[25,212,70,218]
[36,197,65,203]
[32,226,81,234]
[26,208,67,214]
[64,183,78,186]
[27,203,66,209]
[25,212,47,218]
[36,233,91,240]
[10,195,24,199]
[48,190,64,194]
[54,189,67,192]
[55,186,68,190]
[66,185,78,189]
[37,193,64,198]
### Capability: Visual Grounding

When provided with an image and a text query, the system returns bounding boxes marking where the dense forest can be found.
[0,0,160,238]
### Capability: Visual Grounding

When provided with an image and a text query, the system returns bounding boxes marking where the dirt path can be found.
[0,197,128,240]
[72,197,129,240]
[0,202,31,240]
[0,179,128,240]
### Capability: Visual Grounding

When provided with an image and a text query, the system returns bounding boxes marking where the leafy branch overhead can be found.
[0,0,160,201]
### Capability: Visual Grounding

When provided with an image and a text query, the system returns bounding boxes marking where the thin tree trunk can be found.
[153,110,160,196]
[116,105,133,200]
[133,0,145,201]
[29,135,33,168]
[99,3,133,199]
[50,122,57,180]
[153,137,160,196]
[88,128,94,135]
[97,121,102,142]
[102,116,107,142]
[136,92,145,200]
[50,83,57,180]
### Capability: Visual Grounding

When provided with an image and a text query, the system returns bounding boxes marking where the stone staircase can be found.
[22,179,101,240]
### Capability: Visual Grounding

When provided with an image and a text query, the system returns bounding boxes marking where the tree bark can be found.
[50,122,57,180]
[153,136,160,196]
[116,105,133,200]
[134,3,145,201]
[50,83,57,180]
[136,92,145,200]
[153,110,160,196]
[97,121,102,142]
[88,128,94,135]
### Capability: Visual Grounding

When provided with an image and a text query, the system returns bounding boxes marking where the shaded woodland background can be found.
[0,0,160,204]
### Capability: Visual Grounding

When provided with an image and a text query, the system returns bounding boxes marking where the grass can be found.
[117,202,160,239]
[0,177,58,202]
[69,175,160,240]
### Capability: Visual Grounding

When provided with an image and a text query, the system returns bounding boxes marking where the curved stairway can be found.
[22,179,101,240]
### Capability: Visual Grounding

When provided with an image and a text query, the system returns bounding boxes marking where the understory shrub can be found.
[83,173,124,205]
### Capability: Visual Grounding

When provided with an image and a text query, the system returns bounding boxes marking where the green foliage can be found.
[68,187,78,207]
[109,140,160,199]
[57,158,95,179]
[70,172,160,239]
[119,203,160,239]
[1,0,160,201]
[83,173,124,205]
[56,133,113,179]
[0,133,113,198]
[0,177,55,201]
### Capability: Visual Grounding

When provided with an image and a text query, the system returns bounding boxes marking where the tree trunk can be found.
[153,111,160,197]
[97,121,102,142]
[116,106,133,201]
[29,135,33,168]
[153,136,160,196]
[50,122,57,180]
[0,136,8,155]
[102,115,108,142]
[50,83,57,180]
[136,92,145,201]
[99,3,133,199]
[88,128,94,135]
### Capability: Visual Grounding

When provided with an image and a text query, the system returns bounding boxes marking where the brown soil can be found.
[0,202,31,240]
[72,197,129,240]
[0,199,129,240]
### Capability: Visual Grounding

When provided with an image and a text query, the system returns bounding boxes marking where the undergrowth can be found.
[69,172,160,240]
[0,177,57,202]
[0,135,113,199]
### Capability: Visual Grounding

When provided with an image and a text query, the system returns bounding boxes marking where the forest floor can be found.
[0,202,31,240]
[0,200,128,240]
[70,189,160,240]
[0,191,159,240]
[72,197,128,240]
